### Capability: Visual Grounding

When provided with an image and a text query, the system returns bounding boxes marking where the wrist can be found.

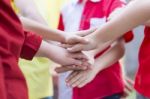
[93,60,104,75]
[91,66,99,77]
[56,30,66,43]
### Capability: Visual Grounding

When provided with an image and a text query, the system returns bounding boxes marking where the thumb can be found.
[76,28,97,37]
[69,58,82,66]
[68,36,89,44]
[67,44,84,53]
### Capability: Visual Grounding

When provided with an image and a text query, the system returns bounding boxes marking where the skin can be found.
[68,0,150,53]
[14,0,93,68]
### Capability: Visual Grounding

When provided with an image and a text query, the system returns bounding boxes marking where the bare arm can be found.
[20,16,66,42]
[68,0,150,53]
[93,39,125,74]
[14,0,67,42]
[91,0,150,44]
[35,40,88,66]
[65,39,125,87]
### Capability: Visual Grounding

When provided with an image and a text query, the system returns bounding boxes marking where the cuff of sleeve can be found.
[21,31,42,60]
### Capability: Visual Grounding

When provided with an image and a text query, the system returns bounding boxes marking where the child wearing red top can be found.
[0,0,42,98]
[134,26,150,99]
[0,0,92,98]
[58,0,133,98]
[63,0,150,99]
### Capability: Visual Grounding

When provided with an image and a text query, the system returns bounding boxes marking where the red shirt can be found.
[58,0,133,99]
[0,0,42,99]
[134,27,150,97]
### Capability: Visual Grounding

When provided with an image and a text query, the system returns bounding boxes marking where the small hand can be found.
[55,65,87,73]
[67,38,98,53]
[122,77,134,98]
[65,67,96,88]
[64,28,96,44]
[55,52,94,74]
[46,44,88,66]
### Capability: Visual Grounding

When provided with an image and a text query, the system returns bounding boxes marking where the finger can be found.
[126,78,134,86]
[82,61,92,68]
[78,79,90,88]
[71,73,88,88]
[67,72,84,87]
[69,59,89,69]
[76,28,97,37]
[67,44,84,53]
[64,65,86,71]
[65,65,85,70]
[69,58,82,66]
[67,36,89,45]
[125,83,133,92]
[66,71,79,83]
[60,44,73,49]
[122,88,130,98]
[55,66,74,73]
[71,65,87,70]
[71,52,88,60]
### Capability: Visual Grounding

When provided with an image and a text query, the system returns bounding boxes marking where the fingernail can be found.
[67,48,72,51]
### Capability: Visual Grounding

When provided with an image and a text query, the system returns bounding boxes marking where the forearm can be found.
[144,20,150,27]
[35,40,53,57]
[93,39,125,74]
[87,40,113,56]
[20,16,66,42]
[90,0,150,45]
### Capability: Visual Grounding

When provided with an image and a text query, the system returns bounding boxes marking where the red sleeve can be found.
[20,31,42,60]
[123,31,134,43]
[109,0,126,13]
[104,0,134,43]
[104,0,126,17]
[58,13,65,31]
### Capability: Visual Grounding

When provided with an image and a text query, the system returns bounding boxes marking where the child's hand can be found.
[55,65,87,73]
[66,38,98,53]
[65,67,97,88]
[45,43,88,66]
[75,28,96,37]
[64,28,96,44]
[122,77,134,98]
[55,52,94,73]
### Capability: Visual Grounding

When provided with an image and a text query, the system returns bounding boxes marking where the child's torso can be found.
[61,0,125,98]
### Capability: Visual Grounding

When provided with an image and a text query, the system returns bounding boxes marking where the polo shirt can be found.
[58,0,133,98]
[0,0,42,98]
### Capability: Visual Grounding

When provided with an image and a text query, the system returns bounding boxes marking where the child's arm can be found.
[35,40,88,66]
[68,0,150,52]
[14,0,95,45]
[20,31,90,69]
[20,16,94,44]
[66,38,125,88]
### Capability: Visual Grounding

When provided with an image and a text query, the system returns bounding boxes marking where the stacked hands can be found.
[53,28,98,88]
[41,27,133,97]
[46,28,133,98]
